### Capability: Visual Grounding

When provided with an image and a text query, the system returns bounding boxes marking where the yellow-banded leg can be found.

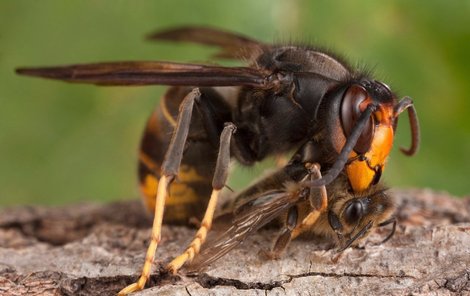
[269,163,328,258]
[167,122,236,273]
[118,88,200,296]
[139,86,224,225]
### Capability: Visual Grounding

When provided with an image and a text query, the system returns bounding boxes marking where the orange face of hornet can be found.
[339,82,409,193]
[346,104,395,192]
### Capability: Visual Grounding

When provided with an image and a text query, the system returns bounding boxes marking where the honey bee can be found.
[16,26,417,294]
[190,161,396,269]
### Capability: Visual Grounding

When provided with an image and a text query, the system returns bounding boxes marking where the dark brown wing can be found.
[16,61,271,87]
[147,26,267,60]
[189,189,301,271]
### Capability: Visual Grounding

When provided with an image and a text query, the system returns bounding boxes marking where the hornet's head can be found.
[326,79,420,192]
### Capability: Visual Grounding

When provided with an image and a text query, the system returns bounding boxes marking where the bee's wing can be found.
[147,26,267,60]
[16,61,271,87]
[189,189,301,271]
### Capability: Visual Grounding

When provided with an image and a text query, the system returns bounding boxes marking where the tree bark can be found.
[0,189,469,296]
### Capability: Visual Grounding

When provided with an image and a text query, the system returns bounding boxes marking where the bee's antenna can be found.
[337,220,373,253]
[376,218,397,245]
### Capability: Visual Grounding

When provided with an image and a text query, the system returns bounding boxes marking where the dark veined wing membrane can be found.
[189,189,302,271]
[147,27,351,81]
[16,61,271,87]
[147,26,267,60]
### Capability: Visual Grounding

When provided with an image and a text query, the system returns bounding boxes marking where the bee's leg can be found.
[291,163,328,239]
[167,122,236,273]
[118,88,200,296]
[267,206,298,259]
[268,163,328,258]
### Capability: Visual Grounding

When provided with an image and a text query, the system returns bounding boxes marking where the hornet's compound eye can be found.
[343,200,364,225]
[341,84,375,154]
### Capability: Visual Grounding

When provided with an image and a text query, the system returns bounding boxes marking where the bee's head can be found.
[327,184,396,251]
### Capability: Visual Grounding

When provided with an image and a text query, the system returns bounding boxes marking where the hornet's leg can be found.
[118,88,200,296]
[291,163,328,239]
[167,122,236,273]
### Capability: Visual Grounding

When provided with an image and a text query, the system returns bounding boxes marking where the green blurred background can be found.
[1,0,469,206]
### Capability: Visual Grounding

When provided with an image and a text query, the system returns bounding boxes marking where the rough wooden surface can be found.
[0,189,469,296]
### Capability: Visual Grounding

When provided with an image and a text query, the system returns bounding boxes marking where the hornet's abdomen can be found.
[138,87,219,224]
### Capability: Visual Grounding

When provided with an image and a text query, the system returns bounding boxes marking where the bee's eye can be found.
[344,200,364,225]
[341,84,374,154]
